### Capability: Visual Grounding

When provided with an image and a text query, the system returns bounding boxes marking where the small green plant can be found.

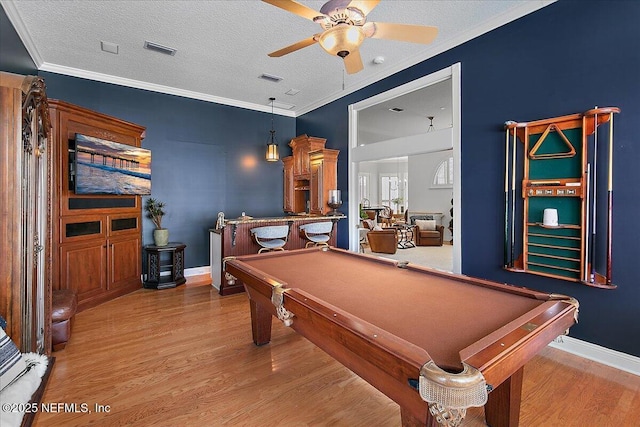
[359,204,368,220]
[145,198,166,229]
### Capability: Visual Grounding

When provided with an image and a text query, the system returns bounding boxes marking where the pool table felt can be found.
[239,250,547,370]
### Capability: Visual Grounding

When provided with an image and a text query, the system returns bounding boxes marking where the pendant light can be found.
[266,97,279,162]
[427,116,435,133]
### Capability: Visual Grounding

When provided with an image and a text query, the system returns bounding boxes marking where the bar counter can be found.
[209,214,345,295]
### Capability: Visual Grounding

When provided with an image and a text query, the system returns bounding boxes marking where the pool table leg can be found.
[249,299,272,346]
[484,366,524,427]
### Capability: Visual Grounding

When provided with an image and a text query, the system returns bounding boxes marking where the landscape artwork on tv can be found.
[74,133,151,195]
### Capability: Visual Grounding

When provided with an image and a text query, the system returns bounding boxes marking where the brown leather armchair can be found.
[415,224,444,246]
[367,229,398,254]
[361,219,398,254]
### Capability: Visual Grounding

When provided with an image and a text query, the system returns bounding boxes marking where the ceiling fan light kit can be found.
[318,24,365,57]
[263,0,438,74]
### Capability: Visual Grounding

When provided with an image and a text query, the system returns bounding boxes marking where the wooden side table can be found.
[143,242,186,289]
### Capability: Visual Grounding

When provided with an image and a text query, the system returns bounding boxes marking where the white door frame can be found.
[348,63,462,273]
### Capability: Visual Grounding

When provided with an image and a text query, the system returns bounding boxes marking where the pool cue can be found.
[504,122,513,268]
[589,111,599,283]
[583,163,591,283]
[606,112,614,285]
[510,125,517,269]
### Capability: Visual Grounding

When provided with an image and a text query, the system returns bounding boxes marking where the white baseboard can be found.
[184,266,211,277]
[550,336,640,376]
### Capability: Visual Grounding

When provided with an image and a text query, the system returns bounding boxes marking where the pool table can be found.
[224,247,579,427]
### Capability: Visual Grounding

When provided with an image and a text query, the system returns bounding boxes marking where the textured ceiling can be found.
[2,0,553,117]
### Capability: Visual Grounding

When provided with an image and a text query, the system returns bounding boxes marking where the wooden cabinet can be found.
[143,243,186,289]
[289,134,327,179]
[283,135,339,215]
[0,72,52,354]
[58,214,141,311]
[309,149,339,215]
[49,100,145,312]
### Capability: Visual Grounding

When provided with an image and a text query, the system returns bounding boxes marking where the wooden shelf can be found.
[527,222,581,230]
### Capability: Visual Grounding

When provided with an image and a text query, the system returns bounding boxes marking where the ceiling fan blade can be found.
[343,49,364,74]
[262,0,322,21]
[364,22,438,44]
[268,36,318,57]
[348,0,381,17]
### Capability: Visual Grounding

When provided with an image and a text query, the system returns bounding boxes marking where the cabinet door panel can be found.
[108,235,141,290]
[283,158,294,212]
[310,161,323,214]
[60,242,106,301]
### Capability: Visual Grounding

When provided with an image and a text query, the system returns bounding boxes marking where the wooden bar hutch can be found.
[283,134,339,215]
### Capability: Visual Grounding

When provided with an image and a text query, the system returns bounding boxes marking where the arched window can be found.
[432,156,454,187]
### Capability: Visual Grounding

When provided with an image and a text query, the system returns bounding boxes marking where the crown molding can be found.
[39,63,296,117]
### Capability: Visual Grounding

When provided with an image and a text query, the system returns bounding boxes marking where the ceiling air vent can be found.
[389,107,404,113]
[259,73,283,83]
[143,40,177,56]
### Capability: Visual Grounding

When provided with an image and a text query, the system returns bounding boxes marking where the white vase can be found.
[153,228,169,246]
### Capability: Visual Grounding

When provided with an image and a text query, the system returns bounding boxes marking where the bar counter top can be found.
[210,213,345,231]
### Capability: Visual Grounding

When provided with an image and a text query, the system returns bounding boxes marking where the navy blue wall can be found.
[297,0,640,357]
[39,73,296,269]
[0,7,36,74]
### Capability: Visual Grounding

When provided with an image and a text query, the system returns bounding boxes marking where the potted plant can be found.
[359,204,369,221]
[145,198,168,246]
[391,197,404,213]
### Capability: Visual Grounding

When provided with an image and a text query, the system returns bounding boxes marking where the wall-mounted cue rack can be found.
[504,107,620,289]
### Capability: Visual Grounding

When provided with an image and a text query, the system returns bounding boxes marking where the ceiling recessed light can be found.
[373,56,385,64]
[100,41,119,54]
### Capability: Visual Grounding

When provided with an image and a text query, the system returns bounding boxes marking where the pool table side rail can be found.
[464,300,577,389]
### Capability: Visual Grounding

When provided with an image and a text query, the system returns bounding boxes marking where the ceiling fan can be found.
[263,0,438,74]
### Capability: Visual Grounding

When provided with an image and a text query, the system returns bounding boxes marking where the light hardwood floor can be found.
[37,276,640,426]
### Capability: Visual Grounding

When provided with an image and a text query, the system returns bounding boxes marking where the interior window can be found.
[380,174,399,209]
[432,156,454,187]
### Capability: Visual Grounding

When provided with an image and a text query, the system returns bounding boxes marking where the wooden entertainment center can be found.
[49,100,146,311]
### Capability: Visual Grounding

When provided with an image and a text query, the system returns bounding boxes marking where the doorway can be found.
[348,63,462,273]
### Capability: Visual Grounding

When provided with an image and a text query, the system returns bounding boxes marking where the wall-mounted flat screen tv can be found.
[74,133,151,195]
